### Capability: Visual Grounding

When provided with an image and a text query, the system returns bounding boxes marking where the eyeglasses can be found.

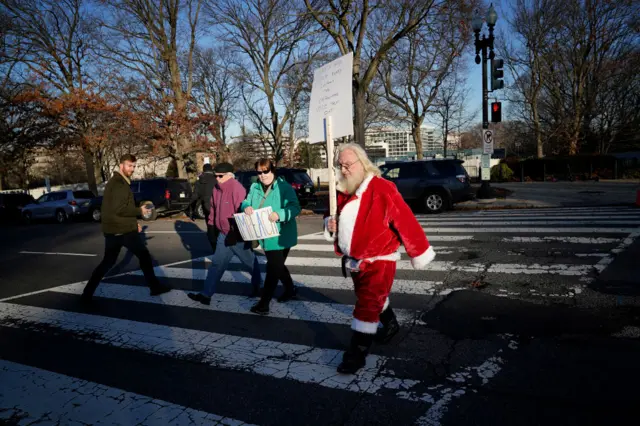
[215,174,225,178]
[338,160,360,171]
[256,170,271,175]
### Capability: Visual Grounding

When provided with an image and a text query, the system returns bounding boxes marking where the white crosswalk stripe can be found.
[0,205,638,425]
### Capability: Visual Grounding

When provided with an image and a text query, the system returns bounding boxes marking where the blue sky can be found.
[213,1,515,141]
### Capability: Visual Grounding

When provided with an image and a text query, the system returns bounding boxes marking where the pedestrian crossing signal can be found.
[491,102,502,123]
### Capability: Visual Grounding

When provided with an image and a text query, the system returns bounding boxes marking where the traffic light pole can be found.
[474,17,496,201]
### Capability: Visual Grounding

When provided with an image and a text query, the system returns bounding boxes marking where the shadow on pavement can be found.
[421,290,631,340]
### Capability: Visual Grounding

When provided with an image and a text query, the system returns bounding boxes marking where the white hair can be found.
[335,143,381,177]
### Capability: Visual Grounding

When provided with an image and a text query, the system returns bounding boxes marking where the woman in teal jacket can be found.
[241,158,301,315]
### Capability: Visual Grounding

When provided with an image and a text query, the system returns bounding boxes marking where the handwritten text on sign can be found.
[233,207,280,241]
[308,52,354,143]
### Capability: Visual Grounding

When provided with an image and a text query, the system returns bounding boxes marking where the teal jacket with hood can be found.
[240,177,300,251]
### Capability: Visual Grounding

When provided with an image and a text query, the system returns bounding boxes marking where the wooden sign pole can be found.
[325,116,337,217]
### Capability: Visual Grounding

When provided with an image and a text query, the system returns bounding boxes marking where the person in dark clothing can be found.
[191,163,219,252]
[82,154,171,302]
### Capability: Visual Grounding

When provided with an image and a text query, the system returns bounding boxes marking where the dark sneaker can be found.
[250,301,269,315]
[150,285,171,296]
[187,292,211,306]
[277,287,298,303]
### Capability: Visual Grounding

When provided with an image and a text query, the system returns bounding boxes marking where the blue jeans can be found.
[201,232,262,297]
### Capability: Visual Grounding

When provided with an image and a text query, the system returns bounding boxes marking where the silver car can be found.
[22,190,96,224]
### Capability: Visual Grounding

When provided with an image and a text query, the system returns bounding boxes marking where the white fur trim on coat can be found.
[337,174,375,256]
[411,246,436,270]
[323,216,335,242]
[351,318,379,334]
[382,297,390,312]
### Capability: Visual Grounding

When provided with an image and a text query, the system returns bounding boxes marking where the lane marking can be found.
[594,231,640,274]
[0,359,254,426]
[299,234,474,242]
[130,267,444,295]
[501,236,621,244]
[421,227,639,234]
[0,302,422,396]
[48,282,419,326]
[19,251,97,257]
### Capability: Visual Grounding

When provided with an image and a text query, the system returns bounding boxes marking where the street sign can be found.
[483,129,494,154]
[481,154,491,181]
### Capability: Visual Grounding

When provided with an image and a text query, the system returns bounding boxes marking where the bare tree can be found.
[430,71,474,157]
[499,0,562,159]
[191,46,240,147]
[304,0,441,147]
[0,0,105,193]
[540,0,637,155]
[208,0,323,164]
[378,3,472,158]
[100,0,204,178]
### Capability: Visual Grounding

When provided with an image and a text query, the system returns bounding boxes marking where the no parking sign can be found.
[483,129,494,154]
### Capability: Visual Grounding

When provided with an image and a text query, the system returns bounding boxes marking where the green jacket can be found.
[240,177,300,251]
[101,172,140,235]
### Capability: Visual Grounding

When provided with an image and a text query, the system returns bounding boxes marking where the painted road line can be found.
[131,267,444,295]
[224,256,485,273]
[0,359,254,426]
[50,282,419,326]
[487,264,592,276]
[296,234,475,242]
[0,302,421,396]
[501,237,621,244]
[19,251,97,257]
[288,244,465,253]
[594,231,640,274]
[0,281,87,303]
[419,220,640,226]
[227,256,595,276]
[418,215,640,222]
[421,227,639,233]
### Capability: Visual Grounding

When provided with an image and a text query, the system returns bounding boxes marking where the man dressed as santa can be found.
[325,143,435,374]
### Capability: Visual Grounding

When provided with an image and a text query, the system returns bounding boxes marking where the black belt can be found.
[341,255,358,278]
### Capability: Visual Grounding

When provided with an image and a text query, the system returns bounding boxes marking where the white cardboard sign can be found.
[308,52,354,143]
[233,207,280,241]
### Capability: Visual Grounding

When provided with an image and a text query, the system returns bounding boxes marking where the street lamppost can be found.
[472,4,498,199]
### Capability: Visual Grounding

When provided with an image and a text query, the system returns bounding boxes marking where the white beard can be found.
[340,171,365,195]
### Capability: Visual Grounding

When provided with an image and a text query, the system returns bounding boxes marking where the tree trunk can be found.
[412,121,423,160]
[353,88,366,147]
[533,102,543,158]
[82,148,98,195]
[287,118,296,167]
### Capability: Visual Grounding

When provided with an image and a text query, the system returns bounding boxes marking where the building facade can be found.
[364,126,440,160]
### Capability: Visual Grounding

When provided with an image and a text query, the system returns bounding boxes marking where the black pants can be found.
[261,248,294,302]
[206,222,219,254]
[83,231,160,297]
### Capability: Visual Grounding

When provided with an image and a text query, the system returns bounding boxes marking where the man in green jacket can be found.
[81,154,171,302]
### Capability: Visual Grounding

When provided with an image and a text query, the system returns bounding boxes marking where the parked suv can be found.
[235,168,316,207]
[379,159,473,213]
[21,190,96,224]
[129,177,193,221]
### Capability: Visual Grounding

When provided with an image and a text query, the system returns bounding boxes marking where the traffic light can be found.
[491,101,502,123]
[491,58,504,91]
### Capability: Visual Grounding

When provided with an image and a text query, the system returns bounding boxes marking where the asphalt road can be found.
[1,206,640,425]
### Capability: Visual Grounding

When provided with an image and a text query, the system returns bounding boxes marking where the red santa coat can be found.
[324,174,435,268]
[324,174,435,333]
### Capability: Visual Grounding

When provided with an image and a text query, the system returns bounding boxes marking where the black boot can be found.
[375,307,400,344]
[337,331,374,374]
